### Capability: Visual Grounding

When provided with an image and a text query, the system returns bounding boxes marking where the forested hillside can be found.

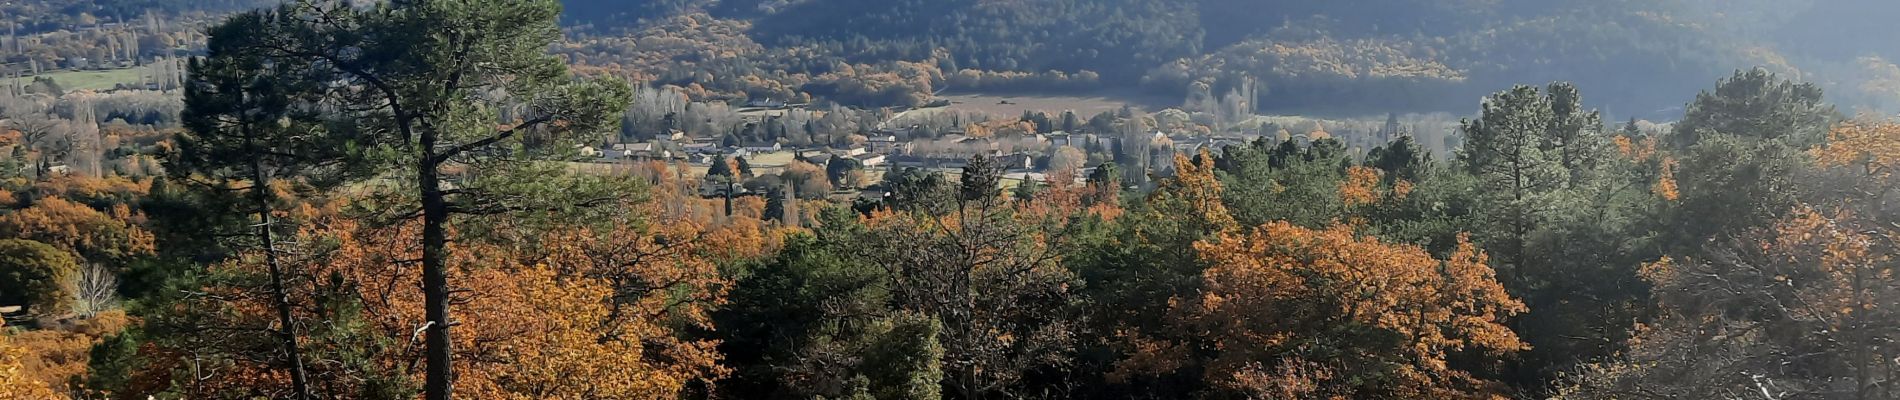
[559,0,1897,117]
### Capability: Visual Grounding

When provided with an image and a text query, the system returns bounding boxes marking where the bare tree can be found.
[4,104,75,179]
[68,263,119,317]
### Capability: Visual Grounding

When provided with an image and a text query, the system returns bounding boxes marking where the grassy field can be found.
[11,68,144,92]
[745,151,801,168]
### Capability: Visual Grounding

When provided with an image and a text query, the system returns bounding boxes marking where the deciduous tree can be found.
[1119,223,1525,399]
[0,239,78,316]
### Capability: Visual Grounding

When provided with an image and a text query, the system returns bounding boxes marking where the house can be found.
[994,153,1034,170]
[745,98,787,108]
[887,153,1023,170]
[866,135,907,154]
[1006,171,1083,185]
[742,143,782,153]
[874,126,917,138]
[1044,132,1074,147]
[853,153,887,168]
[888,155,959,169]
[839,146,869,156]
[601,142,668,160]
[698,179,750,198]
[682,143,722,155]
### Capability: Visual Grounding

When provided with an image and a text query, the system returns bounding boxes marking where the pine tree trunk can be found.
[420,126,454,400]
[244,116,311,400]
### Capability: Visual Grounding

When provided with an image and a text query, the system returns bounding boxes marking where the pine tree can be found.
[231,2,633,398]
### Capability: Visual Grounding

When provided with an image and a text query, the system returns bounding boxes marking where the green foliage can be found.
[736,156,756,178]
[1216,137,1352,227]
[0,239,79,315]
[879,167,955,214]
[1011,177,1043,203]
[1667,133,1809,250]
[856,314,945,400]
[708,155,734,179]
[713,225,891,399]
[826,156,863,187]
[1365,136,1431,183]
[1671,68,1835,149]
[1448,82,1671,390]
[1664,69,1834,249]
[958,155,1003,204]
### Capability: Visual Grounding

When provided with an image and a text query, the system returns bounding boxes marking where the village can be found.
[578,97,1438,208]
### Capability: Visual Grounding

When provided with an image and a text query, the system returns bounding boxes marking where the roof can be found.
[609,143,656,151]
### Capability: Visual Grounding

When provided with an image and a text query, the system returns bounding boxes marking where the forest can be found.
[1,1,1899,400]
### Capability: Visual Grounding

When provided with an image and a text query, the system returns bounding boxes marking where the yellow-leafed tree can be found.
[1118,222,1526,399]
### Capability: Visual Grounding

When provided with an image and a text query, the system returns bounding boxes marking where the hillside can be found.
[559,0,1895,117]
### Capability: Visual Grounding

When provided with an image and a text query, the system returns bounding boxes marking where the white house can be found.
[742,143,783,153]
[601,142,668,160]
[853,153,887,167]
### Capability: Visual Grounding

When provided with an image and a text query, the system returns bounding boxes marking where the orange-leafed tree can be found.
[1117,222,1526,399]
[7,310,132,398]
[1814,119,1900,178]
[0,322,65,400]
[143,178,756,399]
[1338,165,1382,207]
[1153,151,1236,231]
[0,197,154,273]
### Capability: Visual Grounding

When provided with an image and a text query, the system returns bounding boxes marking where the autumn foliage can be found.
[0,324,64,400]
[1120,223,1525,399]
[0,197,154,270]
[1814,119,1900,177]
[141,178,764,399]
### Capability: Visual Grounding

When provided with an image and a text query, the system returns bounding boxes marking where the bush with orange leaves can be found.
[1116,222,1526,399]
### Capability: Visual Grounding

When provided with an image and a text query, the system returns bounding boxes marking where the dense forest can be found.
[1,1,1900,400]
